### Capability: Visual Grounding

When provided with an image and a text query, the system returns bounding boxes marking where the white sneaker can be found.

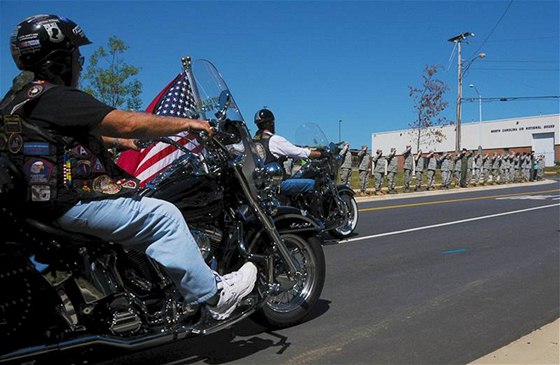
[208,262,257,320]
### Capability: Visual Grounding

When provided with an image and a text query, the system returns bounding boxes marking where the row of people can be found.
[339,144,546,195]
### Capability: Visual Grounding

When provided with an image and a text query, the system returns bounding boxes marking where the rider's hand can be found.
[119,138,140,151]
[309,150,323,159]
[189,119,215,137]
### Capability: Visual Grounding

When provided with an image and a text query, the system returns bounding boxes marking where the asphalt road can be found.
[96,180,559,365]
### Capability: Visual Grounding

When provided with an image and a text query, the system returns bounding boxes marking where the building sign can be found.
[490,124,556,134]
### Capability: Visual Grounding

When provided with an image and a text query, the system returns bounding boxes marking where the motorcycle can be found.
[0,59,326,363]
[278,123,359,239]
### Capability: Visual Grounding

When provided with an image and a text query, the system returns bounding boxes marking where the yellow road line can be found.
[359,188,560,212]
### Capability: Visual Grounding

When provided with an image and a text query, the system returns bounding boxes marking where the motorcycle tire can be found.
[253,234,325,329]
[330,192,359,239]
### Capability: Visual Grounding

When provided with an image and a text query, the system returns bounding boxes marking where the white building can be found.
[372,114,559,166]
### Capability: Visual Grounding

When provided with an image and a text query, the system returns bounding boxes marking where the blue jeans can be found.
[56,196,217,305]
[280,178,315,196]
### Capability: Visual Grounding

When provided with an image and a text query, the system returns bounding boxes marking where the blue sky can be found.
[1,0,558,149]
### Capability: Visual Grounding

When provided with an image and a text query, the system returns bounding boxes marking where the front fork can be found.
[233,167,303,281]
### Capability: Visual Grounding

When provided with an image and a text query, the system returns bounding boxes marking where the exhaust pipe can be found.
[1,307,257,363]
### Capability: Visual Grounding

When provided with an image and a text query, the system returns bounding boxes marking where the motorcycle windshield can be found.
[293,123,330,148]
[191,59,244,124]
[190,59,264,198]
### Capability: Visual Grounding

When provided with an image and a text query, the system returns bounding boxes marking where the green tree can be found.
[81,36,142,110]
[408,65,449,151]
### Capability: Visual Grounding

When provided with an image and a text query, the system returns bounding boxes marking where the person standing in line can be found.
[501,152,509,183]
[372,149,385,195]
[532,155,539,182]
[537,155,545,180]
[491,152,501,184]
[525,152,532,182]
[439,152,452,189]
[529,151,537,181]
[425,150,437,190]
[339,142,353,186]
[506,152,515,183]
[473,152,483,185]
[460,148,469,188]
[448,153,455,187]
[481,153,491,185]
[515,152,521,182]
[386,147,398,194]
[500,152,509,183]
[453,151,463,187]
[414,150,425,191]
[465,150,474,186]
[510,153,517,182]
[515,153,522,182]
[402,145,414,192]
[358,145,373,196]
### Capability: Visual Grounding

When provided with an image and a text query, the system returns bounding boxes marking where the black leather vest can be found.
[0,81,139,216]
[253,132,287,166]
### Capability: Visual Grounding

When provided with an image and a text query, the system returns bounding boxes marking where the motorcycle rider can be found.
[253,108,322,196]
[1,14,257,321]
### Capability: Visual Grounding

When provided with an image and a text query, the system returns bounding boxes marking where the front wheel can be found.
[330,192,359,238]
[253,234,325,329]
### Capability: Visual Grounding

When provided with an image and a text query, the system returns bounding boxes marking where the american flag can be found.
[117,71,205,186]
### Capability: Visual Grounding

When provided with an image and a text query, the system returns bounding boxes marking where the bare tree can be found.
[408,65,449,151]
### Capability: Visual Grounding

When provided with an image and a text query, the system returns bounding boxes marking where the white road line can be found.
[340,203,560,244]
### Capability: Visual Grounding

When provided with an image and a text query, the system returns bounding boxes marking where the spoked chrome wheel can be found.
[331,193,359,238]
[255,233,325,328]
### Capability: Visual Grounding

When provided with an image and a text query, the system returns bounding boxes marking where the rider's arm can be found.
[268,134,314,159]
[92,109,213,139]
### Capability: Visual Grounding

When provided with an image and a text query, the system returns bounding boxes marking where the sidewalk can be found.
[353,179,556,202]
[353,179,559,364]
[469,319,559,364]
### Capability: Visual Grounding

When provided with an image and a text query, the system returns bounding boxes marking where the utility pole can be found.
[448,32,474,152]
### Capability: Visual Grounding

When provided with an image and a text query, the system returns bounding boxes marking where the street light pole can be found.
[338,119,342,142]
[469,84,482,123]
[469,83,482,148]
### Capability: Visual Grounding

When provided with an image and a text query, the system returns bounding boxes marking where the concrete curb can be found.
[468,319,560,364]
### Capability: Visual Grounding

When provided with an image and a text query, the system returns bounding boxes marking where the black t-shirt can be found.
[27,86,114,132]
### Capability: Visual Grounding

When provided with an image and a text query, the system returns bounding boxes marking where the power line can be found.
[482,60,559,64]
[468,0,514,60]
[472,67,559,71]
[445,42,457,71]
[462,96,559,102]
[470,36,559,43]
[475,69,555,94]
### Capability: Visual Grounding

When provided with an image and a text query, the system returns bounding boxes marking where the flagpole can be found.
[181,56,203,119]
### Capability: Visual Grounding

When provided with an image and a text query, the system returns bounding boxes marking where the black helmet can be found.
[10,14,91,85]
[254,109,275,127]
